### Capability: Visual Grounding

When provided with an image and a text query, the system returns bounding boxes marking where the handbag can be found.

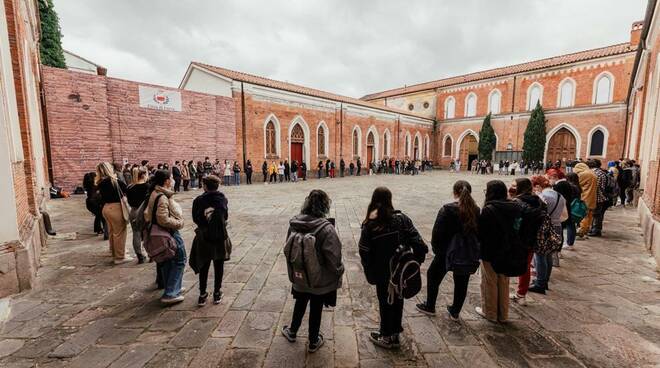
[113,179,130,222]
[142,194,176,263]
[534,198,563,256]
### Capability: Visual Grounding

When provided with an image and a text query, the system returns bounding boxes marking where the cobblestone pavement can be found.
[1,171,659,367]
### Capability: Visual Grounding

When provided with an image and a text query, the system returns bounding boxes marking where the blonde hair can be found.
[95,162,116,185]
[131,166,148,184]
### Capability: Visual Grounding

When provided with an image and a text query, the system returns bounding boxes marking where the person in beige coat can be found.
[181,160,191,191]
[144,169,187,304]
[573,162,597,238]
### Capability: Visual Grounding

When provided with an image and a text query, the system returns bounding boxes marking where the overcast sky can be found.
[55,0,646,97]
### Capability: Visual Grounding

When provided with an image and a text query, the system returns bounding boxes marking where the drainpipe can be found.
[339,103,343,158]
[38,74,54,186]
[240,82,247,169]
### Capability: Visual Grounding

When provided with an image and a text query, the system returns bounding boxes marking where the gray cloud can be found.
[55,0,646,97]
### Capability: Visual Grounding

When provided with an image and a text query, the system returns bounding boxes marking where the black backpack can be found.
[485,205,527,276]
[387,243,422,304]
[603,171,619,201]
[445,231,480,275]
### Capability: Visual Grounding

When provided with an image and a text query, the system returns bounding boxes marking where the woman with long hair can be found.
[96,162,132,264]
[144,169,186,304]
[126,167,150,264]
[476,180,522,322]
[359,187,428,349]
[416,180,479,320]
[281,190,344,353]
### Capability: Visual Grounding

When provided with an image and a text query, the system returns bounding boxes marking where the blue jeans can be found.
[160,231,186,298]
[234,173,240,185]
[565,221,576,246]
[533,252,553,290]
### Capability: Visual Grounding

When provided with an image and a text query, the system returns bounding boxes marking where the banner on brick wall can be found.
[138,86,182,111]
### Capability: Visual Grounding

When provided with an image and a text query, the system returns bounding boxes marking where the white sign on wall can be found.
[138,86,182,112]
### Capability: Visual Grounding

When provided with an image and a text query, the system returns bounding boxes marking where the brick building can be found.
[0,0,49,297]
[626,0,660,264]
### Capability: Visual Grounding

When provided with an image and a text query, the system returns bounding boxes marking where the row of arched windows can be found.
[443,72,615,119]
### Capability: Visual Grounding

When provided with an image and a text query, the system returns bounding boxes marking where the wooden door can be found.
[291,143,303,175]
[459,135,478,166]
[547,128,576,163]
[367,146,373,165]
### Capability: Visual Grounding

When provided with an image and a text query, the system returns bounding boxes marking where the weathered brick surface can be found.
[42,67,236,191]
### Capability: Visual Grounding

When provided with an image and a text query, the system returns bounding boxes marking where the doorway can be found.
[547,127,576,163]
[459,134,478,169]
[367,131,375,164]
[291,124,305,176]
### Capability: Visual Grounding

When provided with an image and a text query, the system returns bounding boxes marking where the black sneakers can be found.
[198,293,208,307]
[281,325,297,342]
[416,302,436,316]
[369,332,400,349]
[528,285,546,295]
[446,305,460,321]
[213,291,223,304]
[308,333,324,353]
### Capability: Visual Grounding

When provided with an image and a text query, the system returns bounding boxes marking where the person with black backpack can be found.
[416,180,479,321]
[126,167,150,264]
[281,190,344,353]
[476,180,523,322]
[359,187,427,349]
[189,175,229,306]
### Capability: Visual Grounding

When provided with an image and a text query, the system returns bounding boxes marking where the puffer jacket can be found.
[574,163,597,209]
[144,186,184,230]
[285,214,344,295]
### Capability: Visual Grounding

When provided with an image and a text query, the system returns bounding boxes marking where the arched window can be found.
[425,135,430,158]
[558,79,575,108]
[594,74,613,104]
[444,97,455,119]
[383,131,390,156]
[465,93,477,117]
[265,121,276,156]
[317,123,327,156]
[589,129,605,156]
[414,136,420,160]
[527,83,542,110]
[405,134,411,157]
[352,129,359,156]
[443,136,452,157]
[488,90,501,114]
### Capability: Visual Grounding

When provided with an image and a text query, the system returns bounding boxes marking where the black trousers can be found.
[183,180,189,191]
[619,184,629,205]
[590,202,608,234]
[290,293,323,342]
[263,172,267,182]
[199,260,224,294]
[246,172,252,184]
[426,254,470,315]
[197,175,203,188]
[376,282,403,336]
[174,177,181,192]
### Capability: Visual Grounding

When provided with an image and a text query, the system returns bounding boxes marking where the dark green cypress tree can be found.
[478,113,496,160]
[522,101,547,163]
[38,0,66,68]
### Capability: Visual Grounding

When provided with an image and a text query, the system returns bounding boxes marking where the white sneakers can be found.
[510,293,527,306]
[113,257,134,265]
[160,295,184,304]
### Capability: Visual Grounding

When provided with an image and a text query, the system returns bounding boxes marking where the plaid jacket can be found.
[593,168,608,204]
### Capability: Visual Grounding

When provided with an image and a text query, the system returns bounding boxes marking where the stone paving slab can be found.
[0,171,658,367]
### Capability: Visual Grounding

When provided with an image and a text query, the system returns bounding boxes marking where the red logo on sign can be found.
[153,92,170,105]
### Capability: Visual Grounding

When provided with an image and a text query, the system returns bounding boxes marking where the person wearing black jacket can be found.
[190,175,229,306]
[340,159,345,177]
[548,169,575,250]
[356,158,362,176]
[245,160,253,185]
[359,187,428,349]
[262,161,268,182]
[96,162,132,264]
[172,161,182,192]
[284,160,291,182]
[476,180,522,322]
[291,160,298,182]
[510,178,545,306]
[83,172,107,239]
[126,167,149,264]
[416,180,480,320]
[300,161,307,180]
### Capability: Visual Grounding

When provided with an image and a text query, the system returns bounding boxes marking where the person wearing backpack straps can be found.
[529,175,566,294]
[126,167,150,264]
[476,180,523,323]
[573,162,597,239]
[588,159,611,237]
[510,178,545,306]
[548,169,575,251]
[358,187,427,349]
[281,190,344,353]
[144,169,187,304]
[189,175,229,307]
[96,162,133,265]
[416,180,479,321]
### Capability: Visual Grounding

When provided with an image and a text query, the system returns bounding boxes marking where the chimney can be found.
[631,20,644,46]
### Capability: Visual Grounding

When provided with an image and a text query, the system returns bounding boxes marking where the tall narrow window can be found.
[405,135,410,157]
[444,136,452,156]
[353,129,359,156]
[488,90,501,114]
[528,83,542,110]
[465,93,477,117]
[265,121,276,156]
[384,132,389,156]
[317,125,326,156]
[444,97,455,119]
[589,130,605,156]
[594,74,612,104]
[558,79,575,108]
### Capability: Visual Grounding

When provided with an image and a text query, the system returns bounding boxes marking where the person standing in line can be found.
[84,171,107,239]
[549,169,576,250]
[574,162,597,239]
[262,160,268,183]
[588,159,609,237]
[172,161,182,193]
[96,162,132,264]
[278,161,285,182]
[203,157,213,177]
[349,161,355,176]
[325,159,331,178]
[330,161,336,178]
[300,161,307,181]
[181,160,190,191]
[190,175,229,306]
[223,160,232,186]
[416,180,479,320]
[359,187,427,348]
[563,172,582,249]
[269,161,278,183]
[196,161,204,188]
[144,169,186,304]
[126,167,150,264]
[284,160,291,182]
[232,161,241,186]
[509,178,545,306]
[617,160,633,207]
[317,161,323,179]
[528,175,565,293]
[245,160,253,185]
[476,180,522,322]
[291,160,298,182]
[188,160,197,189]
[281,190,344,353]
[356,158,362,176]
[340,158,345,177]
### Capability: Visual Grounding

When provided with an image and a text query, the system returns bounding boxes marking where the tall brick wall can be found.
[42,67,236,191]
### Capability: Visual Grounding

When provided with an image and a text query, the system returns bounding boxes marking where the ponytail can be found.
[453,180,479,233]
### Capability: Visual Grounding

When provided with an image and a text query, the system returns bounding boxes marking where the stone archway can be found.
[547,127,577,163]
[459,134,478,170]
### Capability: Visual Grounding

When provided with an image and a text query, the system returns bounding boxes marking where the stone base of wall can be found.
[0,213,46,298]
[638,199,660,269]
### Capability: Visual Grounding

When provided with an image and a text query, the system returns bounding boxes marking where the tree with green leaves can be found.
[38,0,66,68]
[522,101,547,163]
[478,113,496,160]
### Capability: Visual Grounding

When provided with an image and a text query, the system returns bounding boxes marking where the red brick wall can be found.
[42,67,236,191]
